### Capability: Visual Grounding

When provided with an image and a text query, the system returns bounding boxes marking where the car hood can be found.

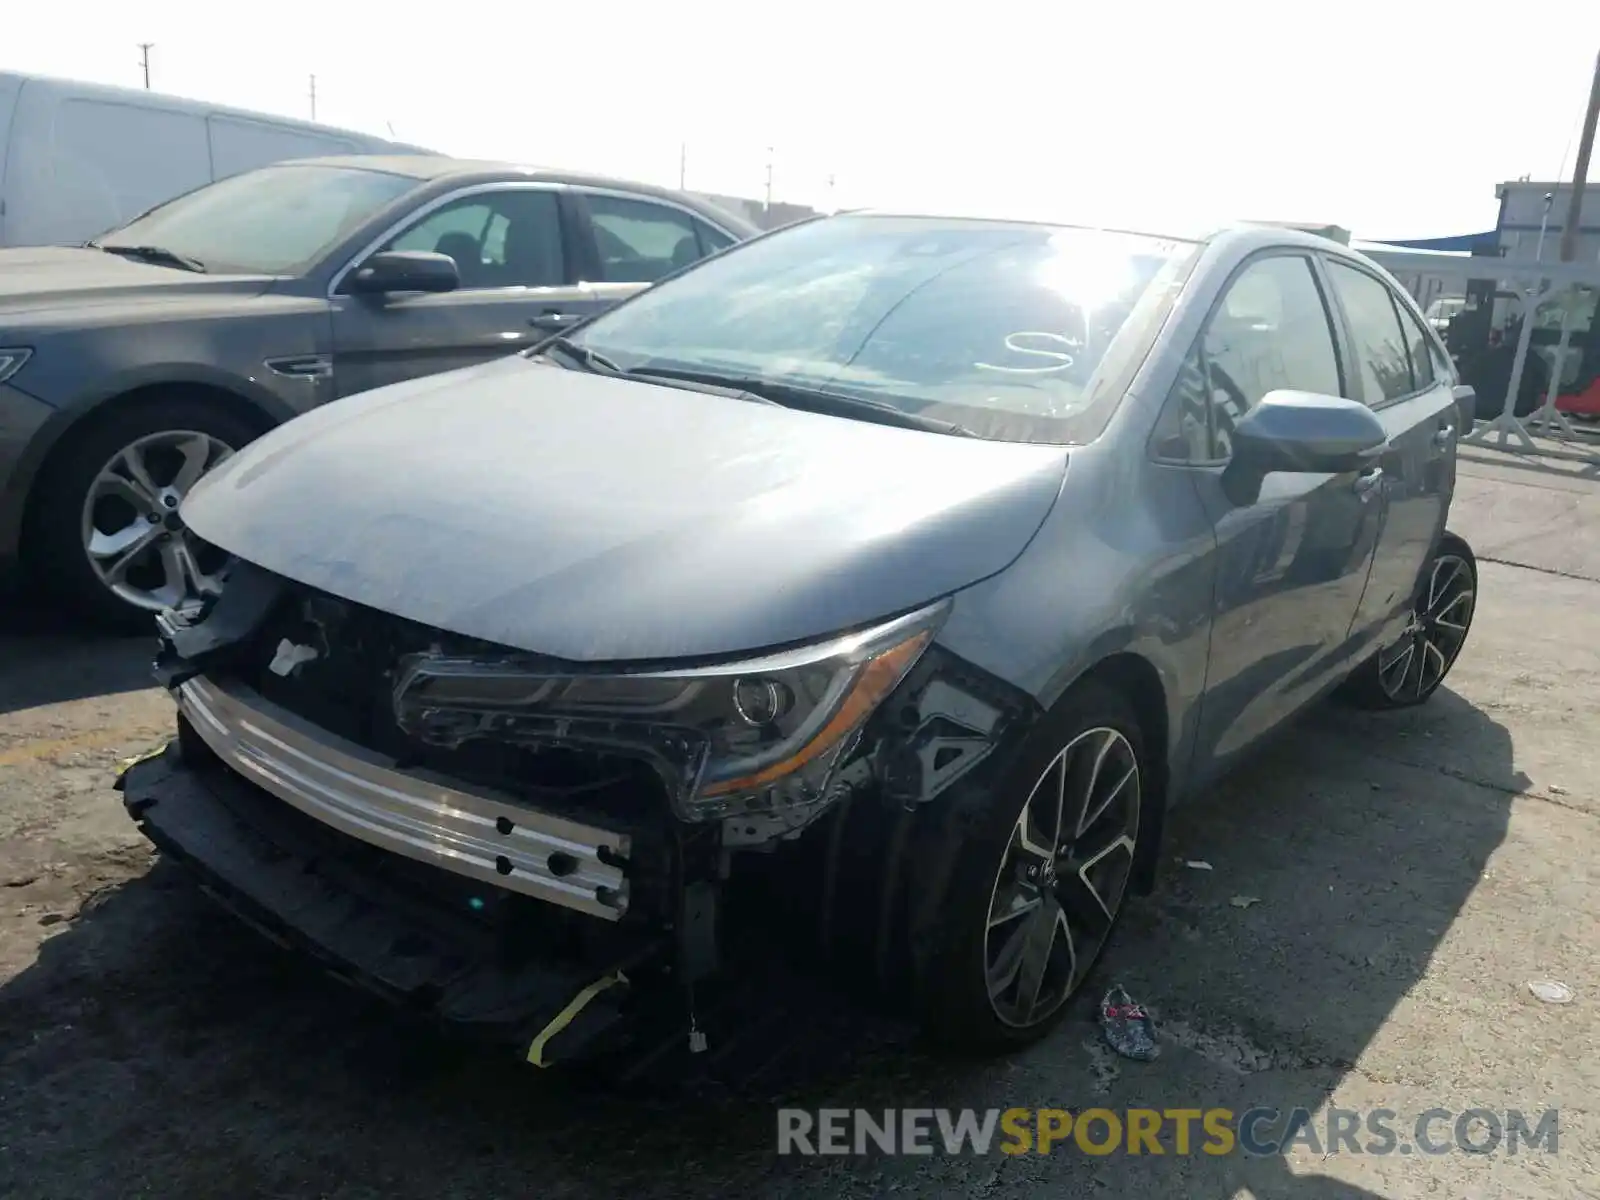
[181,355,1071,662]
[0,246,272,317]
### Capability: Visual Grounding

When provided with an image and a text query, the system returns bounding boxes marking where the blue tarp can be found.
[1368,231,1500,253]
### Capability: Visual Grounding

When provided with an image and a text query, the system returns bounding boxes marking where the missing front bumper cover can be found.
[119,746,665,1064]
[176,674,632,921]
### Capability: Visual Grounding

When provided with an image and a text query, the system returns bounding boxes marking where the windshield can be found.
[97,164,419,275]
[566,215,1198,443]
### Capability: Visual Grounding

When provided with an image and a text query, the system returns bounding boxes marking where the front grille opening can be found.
[227,579,676,827]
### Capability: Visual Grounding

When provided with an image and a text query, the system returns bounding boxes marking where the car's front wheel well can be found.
[21,382,276,542]
[1074,651,1169,893]
[19,381,280,630]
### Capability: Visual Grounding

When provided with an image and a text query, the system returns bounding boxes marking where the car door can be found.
[1321,256,1460,654]
[572,190,735,310]
[328,185,608,398]
[1153,250,1388,775]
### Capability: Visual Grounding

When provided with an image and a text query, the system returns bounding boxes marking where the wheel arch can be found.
[10,372,288,563]
[1057,649,1172,894]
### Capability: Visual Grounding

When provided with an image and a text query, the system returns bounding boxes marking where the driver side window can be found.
[1152,254,1342,463]
[383,189,565,291]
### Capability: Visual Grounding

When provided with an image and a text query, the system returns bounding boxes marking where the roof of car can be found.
[835,208,1363,252]
[275,154,762,233]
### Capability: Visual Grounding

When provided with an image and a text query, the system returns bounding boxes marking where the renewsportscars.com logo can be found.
[776,1107,1561,1158]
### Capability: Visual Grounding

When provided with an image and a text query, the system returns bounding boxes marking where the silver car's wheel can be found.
[81,429,234,613]
[984,726,1141,1030]
[1376,549,1476,704]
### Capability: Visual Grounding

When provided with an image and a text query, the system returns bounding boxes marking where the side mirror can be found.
[345,250,460,295]
[1223,389,1388,505]
[1452,384,1477,430]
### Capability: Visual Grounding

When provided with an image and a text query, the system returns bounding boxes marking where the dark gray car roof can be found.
[279,154,762,235]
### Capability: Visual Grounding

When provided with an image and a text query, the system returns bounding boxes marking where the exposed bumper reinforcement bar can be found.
[119,745,665,1062]
[176,675,631,920]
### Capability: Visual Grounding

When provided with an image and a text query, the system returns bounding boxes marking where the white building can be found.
[1493,180,1600,264]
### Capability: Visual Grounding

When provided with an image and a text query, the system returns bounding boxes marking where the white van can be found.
[0,71,431,247]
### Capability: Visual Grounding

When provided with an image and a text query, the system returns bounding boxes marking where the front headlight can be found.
[0,349,32,385]
[392,601,946,822]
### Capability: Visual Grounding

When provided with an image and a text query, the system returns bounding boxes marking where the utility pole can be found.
[763,146,774,212]
[1558,48,1600,263]
[137,43,154,90]
[308,74,317,121]
[678,142,687,190]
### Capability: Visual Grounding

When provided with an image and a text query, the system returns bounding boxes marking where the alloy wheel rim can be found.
[1377,553,1475,702]
[984,726,1141,1029]
[80,430,234,613]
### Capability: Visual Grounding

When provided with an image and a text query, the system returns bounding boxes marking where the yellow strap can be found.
[525,970,628,1068]
[117,742,169,773]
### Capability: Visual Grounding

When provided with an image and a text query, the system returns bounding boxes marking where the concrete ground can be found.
[1,451,1598,1199]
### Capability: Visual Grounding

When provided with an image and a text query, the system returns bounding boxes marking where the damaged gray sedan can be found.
[118,213,1479,1064]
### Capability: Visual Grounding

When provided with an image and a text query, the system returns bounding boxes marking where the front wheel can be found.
[1339,532,1478,710]
[914,681,1147,1052]
[27,399,259,632]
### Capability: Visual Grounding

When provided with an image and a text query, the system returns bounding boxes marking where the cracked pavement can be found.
[0,453,1597,1199]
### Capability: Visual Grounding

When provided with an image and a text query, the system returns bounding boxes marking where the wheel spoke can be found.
[170,434,216,493]
[96,526,163,584]
[1379,640,1415,691]
[86,518,158,562]
[987,918,1027,996]
[1427,558,1466,610]
[119,443,164,502]
[1010,897,1071,1024]
[1017,751,1067,861]
[92,471,158,515]
[1057,853,1121,943]
[1434,589,1474,621]
[1075,729,1132,839]
[1422,635,1449,677]
[988,885,1042,932]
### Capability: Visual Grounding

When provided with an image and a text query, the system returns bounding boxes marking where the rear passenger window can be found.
[587,195,705,283]
[694,220,735,256]
[1395,301,1441,392]
[1152,254,1341,462]
[1326,261,1416,405]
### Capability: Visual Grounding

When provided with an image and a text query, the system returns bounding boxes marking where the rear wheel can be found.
[1339,533,1477,710]
[914,681,1147,1051]
[27,399,260,632]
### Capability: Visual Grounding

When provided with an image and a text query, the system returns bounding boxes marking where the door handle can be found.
[529,310,580,332]
[1433,424,1455,449]
[1353,466,1384,498]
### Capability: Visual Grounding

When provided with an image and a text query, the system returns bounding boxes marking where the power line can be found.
[137,43,153,90]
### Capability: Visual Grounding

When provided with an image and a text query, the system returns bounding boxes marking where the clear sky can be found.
[6,1,1598,240]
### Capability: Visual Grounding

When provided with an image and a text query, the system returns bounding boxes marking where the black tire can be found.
[1337,532,1477,711]
[909,679,1149,1053]
[26,398,263,633]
